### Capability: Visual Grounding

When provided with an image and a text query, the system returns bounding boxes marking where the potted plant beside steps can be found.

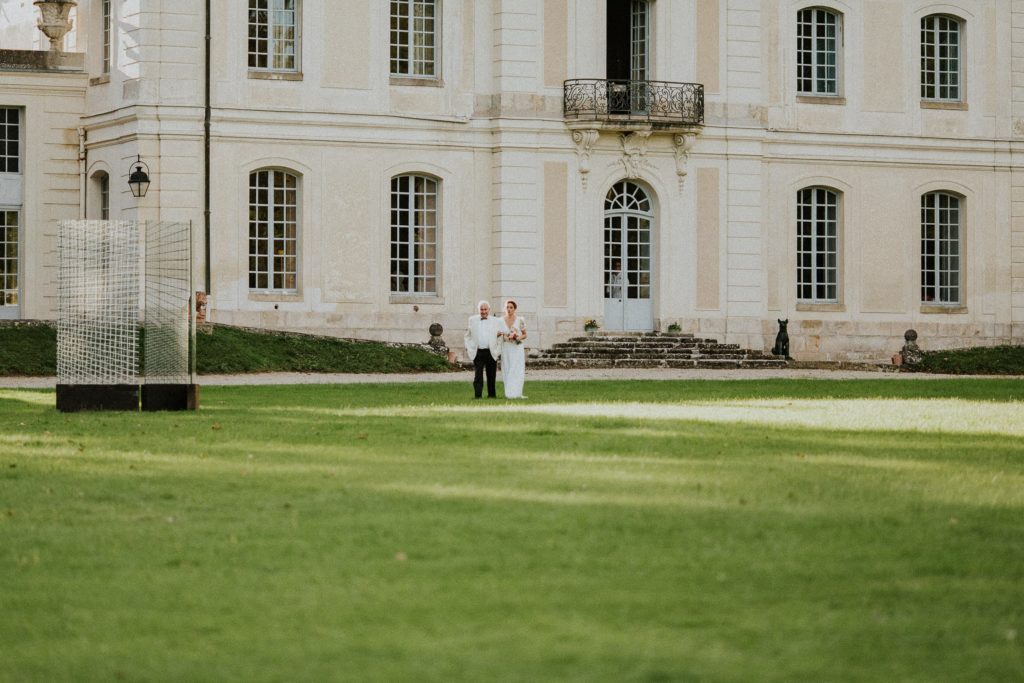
[584,319,599,336]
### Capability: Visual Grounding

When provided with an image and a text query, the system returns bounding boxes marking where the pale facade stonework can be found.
[2,0,1022,360]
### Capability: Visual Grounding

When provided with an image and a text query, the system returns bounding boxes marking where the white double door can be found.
[603,211,653,331]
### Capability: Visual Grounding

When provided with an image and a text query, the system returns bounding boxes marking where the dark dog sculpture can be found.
[771,319,791,359]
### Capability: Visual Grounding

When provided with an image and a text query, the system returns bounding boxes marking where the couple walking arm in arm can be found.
[464,299,527,399]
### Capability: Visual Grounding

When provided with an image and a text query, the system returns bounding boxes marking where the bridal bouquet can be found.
[506,329,523,345]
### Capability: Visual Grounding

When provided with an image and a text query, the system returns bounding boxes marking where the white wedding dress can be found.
[500,316,527,399]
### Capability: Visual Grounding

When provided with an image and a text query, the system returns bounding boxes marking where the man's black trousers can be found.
[473,349,497,398]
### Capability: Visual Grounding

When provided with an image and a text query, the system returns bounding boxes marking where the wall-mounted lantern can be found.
[128,156,151,198]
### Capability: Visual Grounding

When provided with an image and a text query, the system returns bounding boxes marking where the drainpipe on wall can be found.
[77,126,86,219]
[203,0,212,293]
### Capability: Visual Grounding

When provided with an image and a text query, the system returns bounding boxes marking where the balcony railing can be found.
[563,79,704,126]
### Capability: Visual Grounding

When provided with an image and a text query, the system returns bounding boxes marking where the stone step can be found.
[529,331,786,370]
[525,358,789,370]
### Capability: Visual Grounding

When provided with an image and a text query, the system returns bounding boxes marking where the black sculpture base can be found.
[141,384,200,411]
[56,384,140,413]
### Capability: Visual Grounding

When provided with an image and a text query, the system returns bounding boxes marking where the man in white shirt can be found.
[464,300,502,398]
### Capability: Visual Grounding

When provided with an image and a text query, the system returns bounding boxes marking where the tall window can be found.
[102,0,111,74]
[630,0,649,82]
[249,170,298,291]
[921,192,961,305]
[96,172,110,220]
[797,8,840,96]
[390,0,437,77]
[0,210,17,307]
[390,174,438,295]
[248,0,298,71]
[797,187,839,303]
[1,108,19,174]
[921,15,961,101]
[1,108,19,312]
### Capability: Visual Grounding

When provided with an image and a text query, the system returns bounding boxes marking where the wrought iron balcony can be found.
[564,79,704,126]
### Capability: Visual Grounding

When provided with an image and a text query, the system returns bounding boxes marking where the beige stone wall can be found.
[3,0,1022,360]
[0,69,87,319]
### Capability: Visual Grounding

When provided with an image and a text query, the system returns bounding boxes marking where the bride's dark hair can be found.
[505,299,518,310]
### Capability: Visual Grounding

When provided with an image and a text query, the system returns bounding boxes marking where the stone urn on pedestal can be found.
[34,0,77,52]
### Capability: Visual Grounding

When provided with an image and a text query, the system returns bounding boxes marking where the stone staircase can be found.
[528,332,788,369]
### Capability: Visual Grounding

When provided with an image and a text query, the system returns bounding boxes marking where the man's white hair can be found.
[477,300,491,309]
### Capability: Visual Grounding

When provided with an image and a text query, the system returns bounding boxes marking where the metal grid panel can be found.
[57,220,139,385]
[144,221,193,384]
[921,192,961,305]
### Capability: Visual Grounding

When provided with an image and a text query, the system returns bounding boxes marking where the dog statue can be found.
[771,319,791,359]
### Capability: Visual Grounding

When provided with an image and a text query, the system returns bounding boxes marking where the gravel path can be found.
[0,367,999,389]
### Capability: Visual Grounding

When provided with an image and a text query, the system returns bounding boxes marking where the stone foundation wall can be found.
[207,308,1016,365]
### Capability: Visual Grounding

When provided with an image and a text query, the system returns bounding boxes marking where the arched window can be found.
[921,15,962,102]
[796,187,840,303]
[248,169,298,291]
[248,0,299,71]
[797,7,841,96]
[390,174,438,294]
[89,171,109,220]
[921,192,961,305]
[604,181,653,305]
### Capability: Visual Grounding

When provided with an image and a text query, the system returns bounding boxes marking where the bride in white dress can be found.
[499,300,527,399]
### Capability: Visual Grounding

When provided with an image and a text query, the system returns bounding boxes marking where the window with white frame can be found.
[797,187,839,303]
[797,7,840,96]
[390,174,438,295]
[102,0,111,74]
[921,15,961,101]
[1,108,19,174]
[1,108,19,311]
[390,0,437,77]
[630,0,649,82]
[248,170,298,291]
[248,0,298,71]
[921,192,961,305]
[0,209,17,307]
[100,173,109,220]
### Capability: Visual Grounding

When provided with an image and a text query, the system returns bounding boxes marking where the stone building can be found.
[2,0,1023,360]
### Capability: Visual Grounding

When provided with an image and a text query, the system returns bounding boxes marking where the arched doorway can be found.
[603,180,653,331]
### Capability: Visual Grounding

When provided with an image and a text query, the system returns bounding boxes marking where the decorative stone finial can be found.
[34,0,77,52]
[899,329,923,366]
[427,323,447,356]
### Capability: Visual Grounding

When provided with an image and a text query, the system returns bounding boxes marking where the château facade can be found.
[2,0,1024,360]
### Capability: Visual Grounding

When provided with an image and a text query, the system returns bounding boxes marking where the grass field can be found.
[1,379,1023,682]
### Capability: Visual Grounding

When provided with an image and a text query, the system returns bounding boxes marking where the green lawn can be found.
[1,379,1022,682]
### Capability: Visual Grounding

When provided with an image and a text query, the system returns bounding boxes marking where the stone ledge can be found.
[0,49,84,72]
